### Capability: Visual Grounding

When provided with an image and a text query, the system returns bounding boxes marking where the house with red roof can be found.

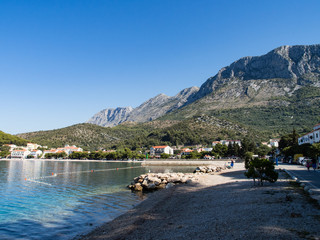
[150,146,173,156]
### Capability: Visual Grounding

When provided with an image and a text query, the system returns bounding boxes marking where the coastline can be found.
[76,164,320,240]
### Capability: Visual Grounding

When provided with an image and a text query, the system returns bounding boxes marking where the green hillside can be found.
[17,116,260,151]
[161,86,320,137]
[0,130,28,146]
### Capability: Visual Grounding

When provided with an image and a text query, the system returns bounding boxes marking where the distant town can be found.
[2,138,280,160]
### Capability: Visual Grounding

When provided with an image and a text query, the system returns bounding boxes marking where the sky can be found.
[1,0,320,134]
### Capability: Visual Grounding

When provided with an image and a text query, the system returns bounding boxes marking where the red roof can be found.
[152,146,168,149]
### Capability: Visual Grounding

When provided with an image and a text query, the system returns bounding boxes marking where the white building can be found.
[269,139,279,148]
[212,140,241,147]
[56,145,83,155]
[27,143,40,151]
[298,123,320,145]
[11,149,31,158]
[29,150,43,158]
[150,146,174,156]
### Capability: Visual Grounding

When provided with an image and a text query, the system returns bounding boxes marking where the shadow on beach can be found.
[79,169,320,240]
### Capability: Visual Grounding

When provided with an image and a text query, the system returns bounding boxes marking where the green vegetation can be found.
[245,158,278,185]
[68,149,145,160]
[0,130,28,146]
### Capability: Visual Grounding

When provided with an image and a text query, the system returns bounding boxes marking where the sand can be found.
[77,164,320,240]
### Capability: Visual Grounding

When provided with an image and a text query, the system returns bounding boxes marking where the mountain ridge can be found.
[88,44,320,127]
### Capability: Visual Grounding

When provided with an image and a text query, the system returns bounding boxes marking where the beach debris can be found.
[128,173,196,191]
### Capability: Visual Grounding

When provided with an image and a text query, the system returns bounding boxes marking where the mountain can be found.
[87,107,133,127]
[163,44,320,134]
[86,86,199,127]
[18,44,320,150]
[88,44,320,128]
[193,44,320,102]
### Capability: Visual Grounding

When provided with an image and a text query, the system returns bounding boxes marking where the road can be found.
[279,163,320,197]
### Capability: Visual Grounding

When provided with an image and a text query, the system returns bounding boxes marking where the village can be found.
[2,138,281,160]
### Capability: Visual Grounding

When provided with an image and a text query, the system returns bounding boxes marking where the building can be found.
[212,140,241,147]
[150,146,174,156]
[56,145,83,155]
[11,149,31,158]
[298,123,320,145]
[26,143,40,151]
[29,150,43,158]
[269,139,279,148]
[181,148,194,155]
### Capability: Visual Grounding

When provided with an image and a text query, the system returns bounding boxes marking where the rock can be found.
[134,183,143,191]
[142,179,148,187]
[156,183,166,189]
[147,183,156,190]
[166,182,175,189]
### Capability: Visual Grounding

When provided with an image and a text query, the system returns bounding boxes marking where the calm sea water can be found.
[0,160,194,240]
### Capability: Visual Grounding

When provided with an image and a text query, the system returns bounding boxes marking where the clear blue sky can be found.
[1,0,319,134]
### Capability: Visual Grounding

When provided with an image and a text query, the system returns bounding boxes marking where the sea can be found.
[0,159,194,240]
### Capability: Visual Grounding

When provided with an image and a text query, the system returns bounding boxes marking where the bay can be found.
[0,160,194,240]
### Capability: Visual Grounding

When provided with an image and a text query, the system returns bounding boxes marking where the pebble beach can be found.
[77,164,320,240]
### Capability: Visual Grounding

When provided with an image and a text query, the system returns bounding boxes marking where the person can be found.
[230,160,234,168]
[306,160,311,172]
[312,159,316,171]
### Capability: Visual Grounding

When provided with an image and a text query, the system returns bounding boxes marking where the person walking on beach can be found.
[312,159,316,171]
[306,160,311,172]
[230,160,234,168]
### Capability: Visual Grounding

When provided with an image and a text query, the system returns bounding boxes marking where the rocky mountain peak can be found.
[195,44,320,98]
[86,107,133,127]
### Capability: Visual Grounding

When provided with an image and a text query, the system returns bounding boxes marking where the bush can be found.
[244,158,278,185]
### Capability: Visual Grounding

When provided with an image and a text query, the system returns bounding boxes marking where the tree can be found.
[244,158,278,185]
[256,145,271,157]
[160,153,170,159]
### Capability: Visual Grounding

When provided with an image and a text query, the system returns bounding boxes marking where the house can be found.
[27,143,40,151]
[56,145,83,155]
[269,139,279,148]
[29,150,43,158]
[298,123,320,145]
[212,140,241,147]
[11,149,31,158]
[181,148,194,155]
[150,146,174,156]
[5,144,17,152]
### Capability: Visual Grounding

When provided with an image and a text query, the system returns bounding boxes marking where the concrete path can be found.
[279,163,320,202]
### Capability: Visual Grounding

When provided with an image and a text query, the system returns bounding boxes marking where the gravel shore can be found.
[77,164,320,240]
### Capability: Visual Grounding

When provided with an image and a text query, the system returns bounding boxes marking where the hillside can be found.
[0,130,28,146]
[87,44,320,136]
[17,116,258,151]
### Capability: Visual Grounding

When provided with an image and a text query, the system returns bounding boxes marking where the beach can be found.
[78,164,320,240]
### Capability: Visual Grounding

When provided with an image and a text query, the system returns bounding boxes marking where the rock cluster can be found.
[127,173,196,191]
[193,165,225,174]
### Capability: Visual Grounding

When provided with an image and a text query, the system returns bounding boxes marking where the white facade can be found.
[269,139,279,148]
[298,123,320,145]
[29,150,43,158]
[11,149,31,158]
[213,140,241,147]
[150,146,174,156]
[27,143,40,151]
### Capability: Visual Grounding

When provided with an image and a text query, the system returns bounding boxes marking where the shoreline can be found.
[77,164,320,240]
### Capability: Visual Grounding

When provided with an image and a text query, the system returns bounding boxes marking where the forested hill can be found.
[17,117,258,151]
[0,131,28,146]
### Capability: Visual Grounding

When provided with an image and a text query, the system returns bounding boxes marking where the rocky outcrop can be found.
[86,107,133,127]
[87,86,199,127]
[127,173,196,191]
[195,44,320,99]
[88,44,320,127]
[193,165,225,174]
